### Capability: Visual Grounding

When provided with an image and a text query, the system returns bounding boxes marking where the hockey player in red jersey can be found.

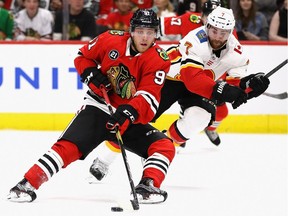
[88,6,270,183]
[7,9,175,204]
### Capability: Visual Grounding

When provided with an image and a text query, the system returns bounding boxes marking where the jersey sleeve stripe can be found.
[171,57,181,65]
[181,58,204,69]
[134,90,158,114]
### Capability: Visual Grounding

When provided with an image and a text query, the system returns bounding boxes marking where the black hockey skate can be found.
[7,178,37,202]
[204,128,221,146]
[135,178,168,204]
[89,158,109,181]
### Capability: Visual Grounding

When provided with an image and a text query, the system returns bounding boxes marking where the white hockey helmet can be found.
[206,6,235,31]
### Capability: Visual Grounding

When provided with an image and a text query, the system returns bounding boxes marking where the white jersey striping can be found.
[168,26,250,81]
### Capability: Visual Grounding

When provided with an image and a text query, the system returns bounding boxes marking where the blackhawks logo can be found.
[109,30,125,36]
[107,64,136,99]
[157,48,169,61]
[189,14,201,24]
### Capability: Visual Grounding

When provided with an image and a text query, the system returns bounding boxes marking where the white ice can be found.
[0,130,287,216]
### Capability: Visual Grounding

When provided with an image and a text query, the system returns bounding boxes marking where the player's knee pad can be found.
[177,106,211,139]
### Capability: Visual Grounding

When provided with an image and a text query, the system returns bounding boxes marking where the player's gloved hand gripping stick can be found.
[248,59,288,98]
[100,86,140,211]
[239,59,288,101]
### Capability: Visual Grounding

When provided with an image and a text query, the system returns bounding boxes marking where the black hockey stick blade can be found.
[265,59,288,78]
[263,92,288,99]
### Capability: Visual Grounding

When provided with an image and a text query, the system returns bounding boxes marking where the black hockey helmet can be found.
[130,9,159,32]
[202,0,221,16]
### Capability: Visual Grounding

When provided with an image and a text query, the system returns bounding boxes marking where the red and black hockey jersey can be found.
[74,30,171,124]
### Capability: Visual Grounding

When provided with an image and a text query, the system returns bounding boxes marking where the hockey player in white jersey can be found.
[88,6,270,181]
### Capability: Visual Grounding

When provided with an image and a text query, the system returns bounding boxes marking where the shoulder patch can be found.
[156,48,170,61]
[196,29,207,43]
[189,14,201,24]
[109,30,125,36]
[108,50,119,60]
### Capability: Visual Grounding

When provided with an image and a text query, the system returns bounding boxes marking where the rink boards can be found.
[0,41,287,133]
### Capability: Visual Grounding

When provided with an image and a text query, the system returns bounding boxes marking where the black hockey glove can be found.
[212,81,247,109]
[80,67,112,92]
[240,73,270,99]
[106,105,139,135]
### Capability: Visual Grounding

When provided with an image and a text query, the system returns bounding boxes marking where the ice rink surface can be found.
[0,130,287,216]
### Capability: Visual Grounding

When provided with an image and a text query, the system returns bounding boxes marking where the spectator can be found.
[48,0,62,18]
[39,0,49,9]
[235,0,269,40]
[90,0,115,25]
[0,6,14,40]
[14,0,54,41]
[53,0,96,41]
[177,0,201,15]
[104,0,133,31]
[0,0,12,9]
[201,0,230,9]
[131,0,153,10]
[10,0,24,14]
[153,0,181,41]
[84,0,116,36]
[269,0,287,41]
[254,0,277,25]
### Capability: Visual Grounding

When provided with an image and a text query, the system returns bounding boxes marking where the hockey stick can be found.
[265,59,288,78]
[263,92,288,99]
[100,86,139,211]
[261,59,288,99]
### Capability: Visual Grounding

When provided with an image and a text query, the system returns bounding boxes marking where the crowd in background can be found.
[0,0,287,42]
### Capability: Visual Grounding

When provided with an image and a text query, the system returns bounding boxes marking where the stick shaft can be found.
[101,87,139,210]
[265,59,288,78]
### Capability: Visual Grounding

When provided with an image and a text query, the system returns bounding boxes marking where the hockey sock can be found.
[143,139,175,187]
[24,140,82,189]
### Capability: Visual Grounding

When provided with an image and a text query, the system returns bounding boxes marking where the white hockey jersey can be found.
[167,26,250,81]
[14,8,54,40]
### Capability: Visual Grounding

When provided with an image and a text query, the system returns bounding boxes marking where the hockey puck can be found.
[111,207,123,212]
